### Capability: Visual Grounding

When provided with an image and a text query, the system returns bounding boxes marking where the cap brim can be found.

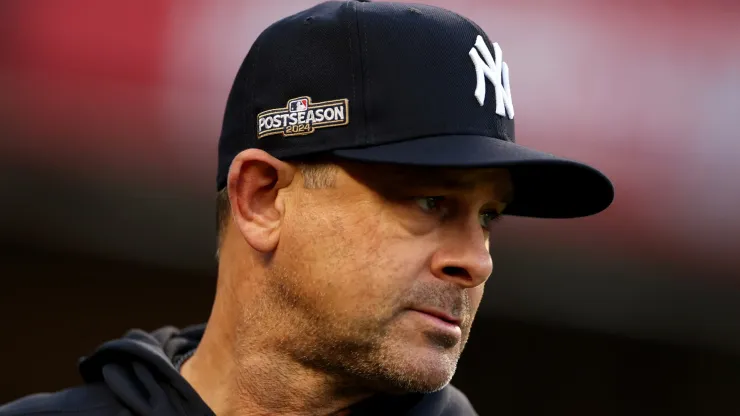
[331,135,614,218]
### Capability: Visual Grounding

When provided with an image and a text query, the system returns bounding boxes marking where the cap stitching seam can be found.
[359,2,371,144]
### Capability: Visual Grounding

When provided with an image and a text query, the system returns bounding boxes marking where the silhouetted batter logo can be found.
[289,99,308,112]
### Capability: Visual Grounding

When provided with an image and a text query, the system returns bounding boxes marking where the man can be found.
[1,1,613,415]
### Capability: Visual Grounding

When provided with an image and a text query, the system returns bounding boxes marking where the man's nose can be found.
[429,220,493,288]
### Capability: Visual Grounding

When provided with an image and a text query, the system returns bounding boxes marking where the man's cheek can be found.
[470,286,485,305]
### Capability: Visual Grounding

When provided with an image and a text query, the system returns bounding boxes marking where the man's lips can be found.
[410,307,462,326]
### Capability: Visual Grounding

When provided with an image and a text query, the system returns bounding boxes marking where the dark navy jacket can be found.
[0,325,478,415]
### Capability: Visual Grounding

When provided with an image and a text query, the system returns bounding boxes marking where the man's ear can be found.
[226,149,296,253]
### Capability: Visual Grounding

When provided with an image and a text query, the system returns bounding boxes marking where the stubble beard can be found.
[261,265,464,395]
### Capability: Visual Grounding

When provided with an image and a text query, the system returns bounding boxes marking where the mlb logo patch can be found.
[257,96,349,139]
[289,99,308,112]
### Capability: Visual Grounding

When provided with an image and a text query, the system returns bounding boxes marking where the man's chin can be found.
[378,369,455,394]
[360,319,465,393]
[365,344,459,394]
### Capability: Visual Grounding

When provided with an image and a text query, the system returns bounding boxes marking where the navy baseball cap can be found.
[217,0,614,218]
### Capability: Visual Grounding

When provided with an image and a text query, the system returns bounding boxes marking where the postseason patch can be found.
[257,96,349,139]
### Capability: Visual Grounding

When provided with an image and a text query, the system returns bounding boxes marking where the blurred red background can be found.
[3,0,739,273]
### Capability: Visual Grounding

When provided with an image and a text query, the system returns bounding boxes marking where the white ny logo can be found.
[468,35,514,119]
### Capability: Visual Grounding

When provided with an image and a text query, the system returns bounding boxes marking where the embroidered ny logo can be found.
[468,35,514,119]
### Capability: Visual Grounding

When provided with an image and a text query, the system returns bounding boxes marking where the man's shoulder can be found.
[0,384,121,416]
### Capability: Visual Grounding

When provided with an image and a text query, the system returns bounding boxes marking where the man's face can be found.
[264,160,512,393]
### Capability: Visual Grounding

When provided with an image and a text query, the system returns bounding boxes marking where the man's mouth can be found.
[410,307,462,326]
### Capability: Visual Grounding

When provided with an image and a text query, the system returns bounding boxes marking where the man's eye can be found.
[415,196,446,213]
[479,210,502,229]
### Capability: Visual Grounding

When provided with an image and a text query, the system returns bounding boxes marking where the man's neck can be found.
[179,291,372,415]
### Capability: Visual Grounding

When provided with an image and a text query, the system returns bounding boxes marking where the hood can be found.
[78,324,213,416]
